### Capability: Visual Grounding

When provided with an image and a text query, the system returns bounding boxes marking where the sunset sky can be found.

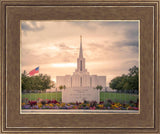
[21,20,139,86]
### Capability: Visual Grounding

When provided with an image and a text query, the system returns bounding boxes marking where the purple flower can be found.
[32,105,39,109]
[85,106,89,109]
[121,107,127,110]
[42,105,46,109]
[53,106,59,109]
[23,105,31,109]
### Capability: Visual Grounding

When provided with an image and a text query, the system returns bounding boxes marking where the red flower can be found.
[90,106,96,110]
[29,101,37,106]
[51,100,59,104]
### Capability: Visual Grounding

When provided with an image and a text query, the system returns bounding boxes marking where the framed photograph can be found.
[20,20,139,114]
[0,0,159,133]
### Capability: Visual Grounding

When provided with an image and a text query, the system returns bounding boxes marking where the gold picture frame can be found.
[0,0,159,133]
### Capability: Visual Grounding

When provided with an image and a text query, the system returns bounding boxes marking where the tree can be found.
[21,72,52,92]
[127,66,138,92]
[129,65,138,76]
[58,85,66,102]
[63,85,66,90]
[96,85,99,90]
[109,66,139,92]
[96,85,103,91]
[59,85,63,90]
[109,76,123,91]
[50,81,55,88]
[95,85,104,102]
[21,70,27,92]
[59,85,66,90]
[99,85,103,91]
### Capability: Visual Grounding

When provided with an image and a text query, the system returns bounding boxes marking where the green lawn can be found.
[22,92,62,102]
[100,92,138,103]
[22,92,138,103]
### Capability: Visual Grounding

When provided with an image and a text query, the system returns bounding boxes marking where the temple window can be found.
[80,77,82,87]
[80,60,82,71]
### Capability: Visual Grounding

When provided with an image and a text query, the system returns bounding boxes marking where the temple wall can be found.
[72,74,80,87]
[62,87,100,103]
[56,75,106,89]
[82,74,90,87]
[97,76,106,89]
[64,75,72,88]
[56,76,66,88]
[56,36,106,102]
[91,75,98,88]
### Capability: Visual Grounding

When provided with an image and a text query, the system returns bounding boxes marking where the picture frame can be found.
[0,0,159,133]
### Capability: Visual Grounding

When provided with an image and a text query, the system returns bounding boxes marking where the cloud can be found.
[56,43,75,51]
[114,40,138,54]
[124,60,139,67]
[114,40,138,47]
[69,21,98,31]
[21,42,77,67]
[125,28,138,40]
[99,21,137,27]
[21,21,44,32]
[21,20,139,85]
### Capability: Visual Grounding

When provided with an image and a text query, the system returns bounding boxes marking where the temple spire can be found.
[79,35,83,58]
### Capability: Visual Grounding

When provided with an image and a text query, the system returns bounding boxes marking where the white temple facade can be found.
[56,36,106,103]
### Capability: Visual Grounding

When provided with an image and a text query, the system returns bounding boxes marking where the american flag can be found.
[29,67,39,76]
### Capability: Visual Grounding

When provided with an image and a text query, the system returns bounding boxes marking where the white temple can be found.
[56,36,106,103]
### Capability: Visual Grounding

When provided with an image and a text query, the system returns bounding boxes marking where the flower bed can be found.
[22,98,139,110]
